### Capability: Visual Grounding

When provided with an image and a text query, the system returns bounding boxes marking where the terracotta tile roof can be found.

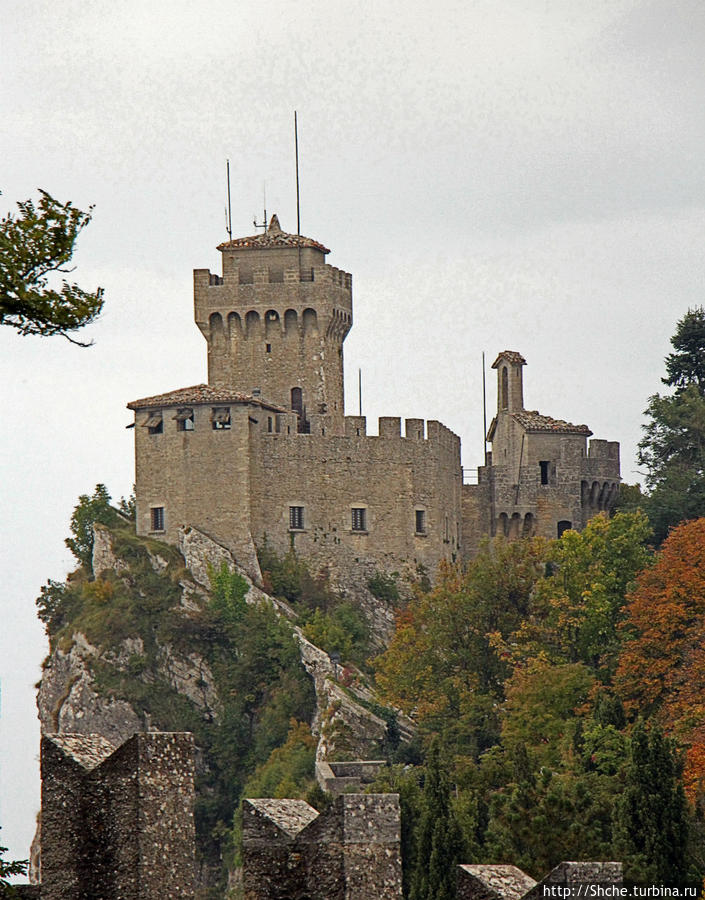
[127,384,285,412]
[217,213,329,254]
[512,410,592,435]
[492,350,527,368]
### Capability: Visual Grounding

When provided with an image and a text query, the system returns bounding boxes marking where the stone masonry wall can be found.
[242,793,402,900]
[39,732,196,900]
[133,402,260,579]
[249,417,463,578]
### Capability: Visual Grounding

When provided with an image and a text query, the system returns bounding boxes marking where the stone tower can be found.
[193,215,352,434]
[494,349,525,412]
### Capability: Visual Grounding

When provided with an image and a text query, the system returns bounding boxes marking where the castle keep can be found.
[128,216,620,579]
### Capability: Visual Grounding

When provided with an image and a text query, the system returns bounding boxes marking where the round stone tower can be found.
[193,215,352,434]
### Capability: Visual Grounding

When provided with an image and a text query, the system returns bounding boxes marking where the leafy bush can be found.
[301,602,370,667]
[368,571,400,605]
[257,544,371,667]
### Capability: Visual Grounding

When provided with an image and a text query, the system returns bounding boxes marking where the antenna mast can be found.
[294,110,301,235]
[225,159,233,242]
[482,352,488,466]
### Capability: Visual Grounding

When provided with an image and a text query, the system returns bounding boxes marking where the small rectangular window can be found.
[267,416,273,433]
[212,407,231,430]
[150,507,165,531]
[289,506,304,530]
[174,408,194,431]
[415,509,426,534]
[351,508,367,532]
[144,412,163,434]
[266,343,272,353]
[539,460,550,485]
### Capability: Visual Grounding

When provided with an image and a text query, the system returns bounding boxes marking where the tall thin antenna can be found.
[482,352,488,465]
[358,368,362,416]
[294,111,301,235]
[226,159,233,242]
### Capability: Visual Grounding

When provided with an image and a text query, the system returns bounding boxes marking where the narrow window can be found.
[351,508,367,532]
[289,506,304,530]
[175,408,194,431]
[557,520,572,538]
[501,367,508,409]
[150,507,165,531]
[144,411,163,434]
[415,509,426,534]
[266,343,272,353]
[267,416,273,433]
[539,460,550,485]
[212,407,231,430]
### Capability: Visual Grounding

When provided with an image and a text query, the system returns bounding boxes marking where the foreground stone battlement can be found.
[34,732,196,899]
[457,860,623,900]
[242,793,403,900]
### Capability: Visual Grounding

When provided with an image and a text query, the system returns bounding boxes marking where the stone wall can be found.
[242,793,402,900]
[250,417,462,578]
[133,402,260,579]
[457,860,622,900]
[38,732,196,899]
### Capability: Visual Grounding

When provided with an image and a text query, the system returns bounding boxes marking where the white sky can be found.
[2,0,705,867]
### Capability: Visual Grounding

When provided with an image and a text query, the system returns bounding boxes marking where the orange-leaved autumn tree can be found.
[615,518,705,798]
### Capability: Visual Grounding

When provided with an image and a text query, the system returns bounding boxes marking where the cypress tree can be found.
[614,721,689,885]
[409,740,464,900]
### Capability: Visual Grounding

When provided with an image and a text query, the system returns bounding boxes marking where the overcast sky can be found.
[2,0,704,867]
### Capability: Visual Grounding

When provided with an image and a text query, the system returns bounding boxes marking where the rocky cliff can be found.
[33,519,406,895]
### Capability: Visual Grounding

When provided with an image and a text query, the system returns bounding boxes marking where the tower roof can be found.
[491,350,527,368]
[216,214,330,254]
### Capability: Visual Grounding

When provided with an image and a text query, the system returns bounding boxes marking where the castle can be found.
[127,216,620,580]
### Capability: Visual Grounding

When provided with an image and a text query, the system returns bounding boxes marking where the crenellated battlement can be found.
[336,416,460,451]
[194,262,351,301]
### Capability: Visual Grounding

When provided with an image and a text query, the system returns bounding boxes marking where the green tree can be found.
[375,540,546,755]
[409,740,464,900]
[484,757,615,880]
[65,484,121,569]
[0,190,103,345]
[663,306,705,391]
[0,828,27,896]
[640,309,705,543]
[614,721,690,886]
[501,661,594,769]
[503,512,652,675]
